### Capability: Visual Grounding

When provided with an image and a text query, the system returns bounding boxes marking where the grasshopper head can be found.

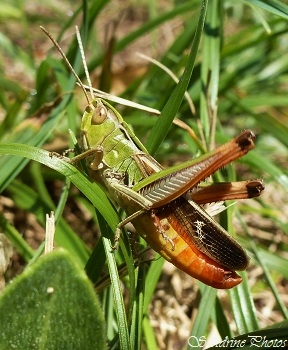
[81,98,124,131]
[82,99,107,130]
[80,98,125,152]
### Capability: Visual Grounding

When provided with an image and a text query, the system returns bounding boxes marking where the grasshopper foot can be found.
[152,213,175,251]
[111,227,121,251]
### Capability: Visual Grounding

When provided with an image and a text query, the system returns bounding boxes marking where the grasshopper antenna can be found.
[40,26,91,104]
[75,26,95,100]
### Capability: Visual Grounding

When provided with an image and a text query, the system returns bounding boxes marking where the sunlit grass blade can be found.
[146,0,209,155]
[0,144,119,230]
[229,273,259,334]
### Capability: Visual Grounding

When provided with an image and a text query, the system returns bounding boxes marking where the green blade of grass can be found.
[189,285,217,350]
[146,0,209,155]
[0,144,119,231]
[229,273,259,334]
[249,0,288,19]
[102,229,131,350]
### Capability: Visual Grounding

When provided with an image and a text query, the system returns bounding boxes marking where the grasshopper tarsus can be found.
[111,228,121,251]
[236,130,255,150]
[62,148,75,157]
[246,179,265,197]
[152,213,176,251]
[49,151,69,161]
[111,244,118,252]
[49,151,59,158]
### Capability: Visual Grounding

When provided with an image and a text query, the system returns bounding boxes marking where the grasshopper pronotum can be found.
[41,27,264,289]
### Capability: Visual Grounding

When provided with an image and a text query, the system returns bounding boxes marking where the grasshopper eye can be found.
[91,104,108,125]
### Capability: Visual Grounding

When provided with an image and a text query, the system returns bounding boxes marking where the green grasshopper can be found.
[42,27,264,289]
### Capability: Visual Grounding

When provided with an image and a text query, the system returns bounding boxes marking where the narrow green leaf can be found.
[229,273,259,334]
[0,144,119,231]
[102,235,131,350]
[248,0,288,19]
[189,285,217,350]
[146,0,209,155]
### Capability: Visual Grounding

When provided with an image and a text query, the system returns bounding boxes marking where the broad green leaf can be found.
[0,249,106,350]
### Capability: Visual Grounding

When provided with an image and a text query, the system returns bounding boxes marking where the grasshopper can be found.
[42,27,264,289]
